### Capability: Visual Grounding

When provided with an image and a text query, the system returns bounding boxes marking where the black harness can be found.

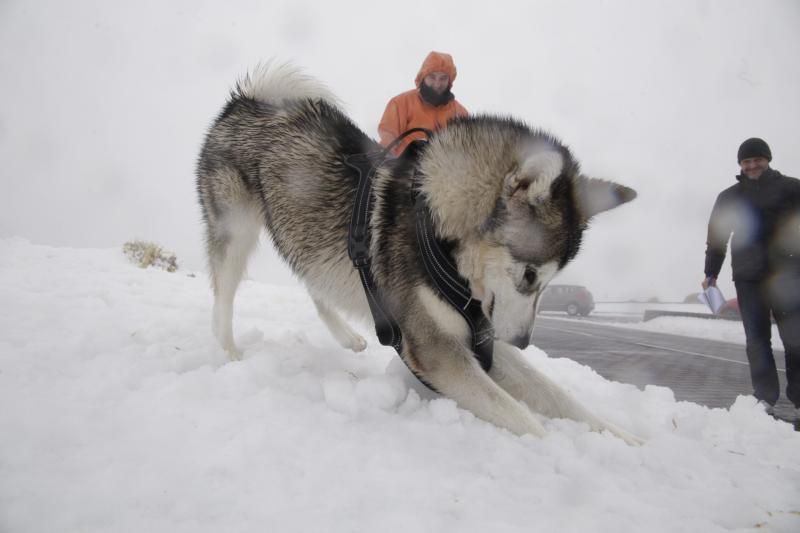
[344,138,407,353]
[412,185,494,372]
[345,132,494,375]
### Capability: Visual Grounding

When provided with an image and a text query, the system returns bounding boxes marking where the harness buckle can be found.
[348,236,371,267]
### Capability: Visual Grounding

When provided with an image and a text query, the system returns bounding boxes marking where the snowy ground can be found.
[1,238,799,533]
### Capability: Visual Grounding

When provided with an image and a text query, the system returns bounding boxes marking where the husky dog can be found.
[197,63,639,442]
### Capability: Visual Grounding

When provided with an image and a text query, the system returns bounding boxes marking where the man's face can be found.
[423,72,450,94]
[740,157,769,179]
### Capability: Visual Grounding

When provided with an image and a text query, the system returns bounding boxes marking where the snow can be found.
[610,315,784,351]
[1,238,799,532]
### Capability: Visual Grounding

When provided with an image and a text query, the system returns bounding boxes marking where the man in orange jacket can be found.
[378,51,468,155]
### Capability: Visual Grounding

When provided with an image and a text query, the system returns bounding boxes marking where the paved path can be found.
[532,315,795,421]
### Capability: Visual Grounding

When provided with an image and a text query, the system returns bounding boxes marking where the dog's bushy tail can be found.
[234,60,341,108]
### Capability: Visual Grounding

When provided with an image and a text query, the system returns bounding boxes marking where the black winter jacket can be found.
[705,168,800,281]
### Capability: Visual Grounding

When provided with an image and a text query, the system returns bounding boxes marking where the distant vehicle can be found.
[538,284,595,316]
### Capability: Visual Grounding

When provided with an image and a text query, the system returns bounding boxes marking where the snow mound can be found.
[1,238,798,533]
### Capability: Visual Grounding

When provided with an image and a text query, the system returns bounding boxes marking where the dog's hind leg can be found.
[311,297,367,352]
[201,170,263,360]
[488,342,642,444]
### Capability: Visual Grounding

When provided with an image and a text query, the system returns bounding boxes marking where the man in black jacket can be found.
[703,138,800,427]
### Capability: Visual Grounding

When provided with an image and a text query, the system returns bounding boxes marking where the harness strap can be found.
[412,186,495,372]
[345,129,435,353]
[346,129,433,268]
[345,129,494,376]
[344,158,401,351]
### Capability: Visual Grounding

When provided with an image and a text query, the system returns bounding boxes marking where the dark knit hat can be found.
[737,138,772,163]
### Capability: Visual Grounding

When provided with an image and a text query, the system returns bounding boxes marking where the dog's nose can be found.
[509,335,529,349]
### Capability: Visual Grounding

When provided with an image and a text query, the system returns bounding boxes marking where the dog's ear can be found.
[503,152,563,204]
[573,175,637,221]
[503,165,529,201]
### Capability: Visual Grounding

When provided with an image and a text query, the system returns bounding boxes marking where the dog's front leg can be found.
[311,297,367,352]
[488,341,642,444]
[404,336,548,437]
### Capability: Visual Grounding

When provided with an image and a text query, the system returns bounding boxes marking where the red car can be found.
[538,285,595,316]
[718,298,741,320]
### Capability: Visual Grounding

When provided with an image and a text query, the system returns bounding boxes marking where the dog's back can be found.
[198,64,377,258]
[196,63,380,355]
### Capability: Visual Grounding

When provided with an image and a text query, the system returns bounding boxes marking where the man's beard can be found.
[419,83,455,106]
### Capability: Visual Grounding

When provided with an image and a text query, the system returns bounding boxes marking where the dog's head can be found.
[419,116,636,348]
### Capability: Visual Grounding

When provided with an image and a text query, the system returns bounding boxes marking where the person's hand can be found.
[701,276,716,290]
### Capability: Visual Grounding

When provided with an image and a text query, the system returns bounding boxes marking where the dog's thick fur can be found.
[197,62,639,442]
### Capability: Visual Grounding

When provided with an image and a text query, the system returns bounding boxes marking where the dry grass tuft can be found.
[123,240,178,272]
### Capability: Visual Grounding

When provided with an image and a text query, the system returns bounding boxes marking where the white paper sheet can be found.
[698,285,726,314]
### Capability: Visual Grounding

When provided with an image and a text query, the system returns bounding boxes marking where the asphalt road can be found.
[532,314,795,421]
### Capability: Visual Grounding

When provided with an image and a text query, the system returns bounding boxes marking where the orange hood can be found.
[414,51,458,88]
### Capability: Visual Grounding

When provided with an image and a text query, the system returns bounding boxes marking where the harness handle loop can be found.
[383,127,433,156]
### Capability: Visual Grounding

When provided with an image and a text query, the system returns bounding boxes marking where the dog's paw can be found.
[331,328,367,352]
[615,429,645,446]
[601,422,644,446]
[347,335,368,352]
[225,345,244,361]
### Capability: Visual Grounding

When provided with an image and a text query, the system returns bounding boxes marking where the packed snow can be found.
[607,314,785,351]
[1,238,798,533]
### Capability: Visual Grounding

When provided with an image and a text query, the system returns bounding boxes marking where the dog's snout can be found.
[509,334,530,349]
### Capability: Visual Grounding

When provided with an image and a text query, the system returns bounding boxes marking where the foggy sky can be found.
[1,0,798,301]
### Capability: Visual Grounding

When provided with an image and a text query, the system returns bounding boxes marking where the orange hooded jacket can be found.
[378,51,468,155]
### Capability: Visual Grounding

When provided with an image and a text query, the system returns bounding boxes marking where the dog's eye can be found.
[523,265,538,286]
